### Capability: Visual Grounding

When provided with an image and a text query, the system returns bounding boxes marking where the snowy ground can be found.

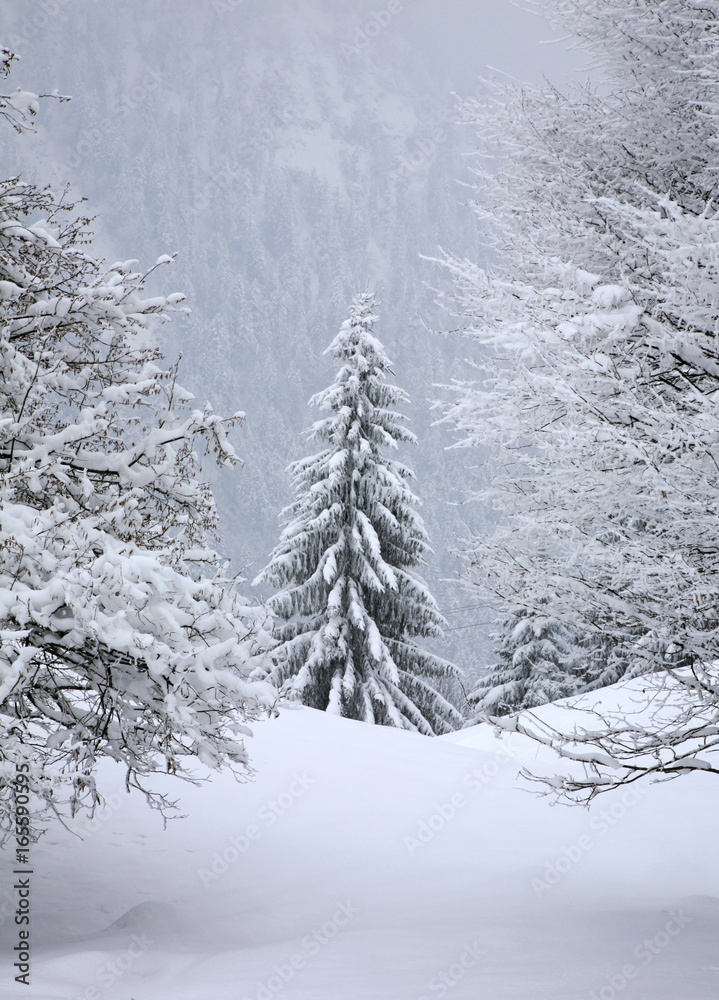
[1,695,718,999]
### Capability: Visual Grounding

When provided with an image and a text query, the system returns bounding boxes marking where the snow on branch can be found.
[0,179,275,835]
[440,0,719,788]
[0,43,70,133]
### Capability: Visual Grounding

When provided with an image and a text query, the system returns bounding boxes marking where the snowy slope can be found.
[1,699,717,999]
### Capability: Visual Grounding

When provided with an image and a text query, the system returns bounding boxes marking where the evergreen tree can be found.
[469,605,585,717]
[469,602,630,718]
[256,293,462,734]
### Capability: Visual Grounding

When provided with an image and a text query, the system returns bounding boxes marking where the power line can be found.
[444,620,496,632]
[441,601,503,615]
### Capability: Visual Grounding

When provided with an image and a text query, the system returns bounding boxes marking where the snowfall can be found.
[1,682,717,1000]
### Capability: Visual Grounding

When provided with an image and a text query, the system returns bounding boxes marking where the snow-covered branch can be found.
[440,0,719,786]
[0,179,276,834]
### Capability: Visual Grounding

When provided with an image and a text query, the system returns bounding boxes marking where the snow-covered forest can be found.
[1,1,719,997]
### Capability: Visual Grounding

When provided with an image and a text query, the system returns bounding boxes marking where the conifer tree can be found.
[256,293,462,734]
[469,605,585,717]
[468,601,631,718]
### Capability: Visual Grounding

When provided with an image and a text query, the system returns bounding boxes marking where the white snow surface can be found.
[1,695,718,999]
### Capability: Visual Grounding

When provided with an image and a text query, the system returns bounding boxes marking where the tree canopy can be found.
[441,0,719,794]
[0,58,275,828]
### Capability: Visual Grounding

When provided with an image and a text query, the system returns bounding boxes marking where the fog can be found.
[1,0,578,678]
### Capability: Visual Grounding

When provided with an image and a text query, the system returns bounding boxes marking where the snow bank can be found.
[0,696,717,998]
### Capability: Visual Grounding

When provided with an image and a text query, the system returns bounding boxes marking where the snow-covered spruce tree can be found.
[0,178,275,833]
[469,602,629,718]
[440,1,719,793]
[256,293,462,734]
[469,604,586,717]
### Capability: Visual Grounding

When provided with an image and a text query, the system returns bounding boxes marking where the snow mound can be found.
[0,699,717,999]
[99,901,189,942]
